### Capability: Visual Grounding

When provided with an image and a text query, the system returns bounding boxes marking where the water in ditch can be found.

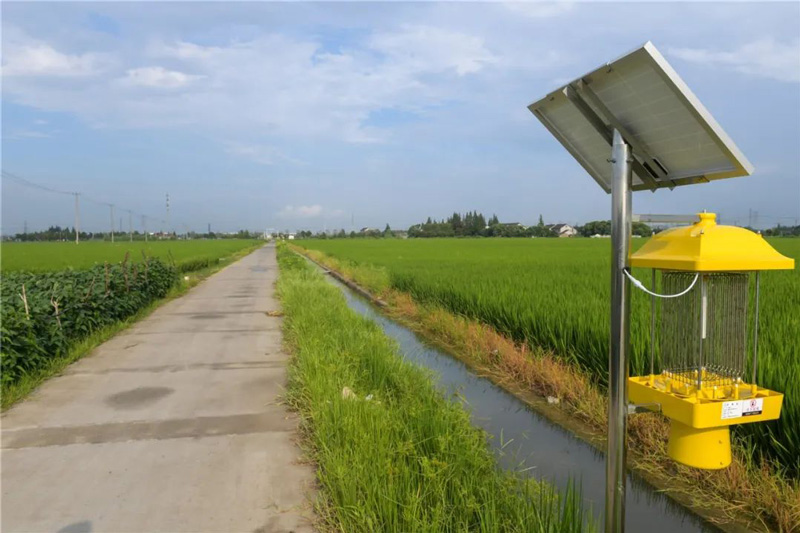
[324,272,719,532]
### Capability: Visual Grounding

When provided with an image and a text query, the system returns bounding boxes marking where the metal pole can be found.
[698,275,707,391]
[650,269,656,378]
[752,272,760,384]
[128,211,133,242]
[110,204,115,243]
[166,193,170,237]
[74,193,80,245]
[606,129,631,533]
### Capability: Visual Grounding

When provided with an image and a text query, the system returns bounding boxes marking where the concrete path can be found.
[1,245,315,533]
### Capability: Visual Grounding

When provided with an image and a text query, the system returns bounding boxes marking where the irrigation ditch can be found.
[297,249,764,533]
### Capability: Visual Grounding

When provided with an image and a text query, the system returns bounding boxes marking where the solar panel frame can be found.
[528,41,754,193]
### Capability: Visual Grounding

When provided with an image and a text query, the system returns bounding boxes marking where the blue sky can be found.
[2,1,799,234]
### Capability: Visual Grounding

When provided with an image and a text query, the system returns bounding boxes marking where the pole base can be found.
[668,421,731,470]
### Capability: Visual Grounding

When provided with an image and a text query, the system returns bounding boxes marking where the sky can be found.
[2,1,799,234]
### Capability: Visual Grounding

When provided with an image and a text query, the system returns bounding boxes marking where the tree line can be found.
[6,226,262,242]
[293,211,656,239]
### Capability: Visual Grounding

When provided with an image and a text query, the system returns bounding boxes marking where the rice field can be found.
[1,239,262,273]
[297,237,800,475]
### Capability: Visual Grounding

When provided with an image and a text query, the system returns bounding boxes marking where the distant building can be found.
[360,227,380,236]
[500,222,527,229]
[287,233,296,240]
[549,223,577,237]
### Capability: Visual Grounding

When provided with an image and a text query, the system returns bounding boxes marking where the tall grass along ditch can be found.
[1,254,177,391]
[276,246,593,532]
[297,238,800,477]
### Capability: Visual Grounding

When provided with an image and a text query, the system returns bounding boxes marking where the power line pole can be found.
[128,210,133,242]
[142,215,148,243]
[166,193,170,237]
[74,193,81,244]
[109,204,115,243]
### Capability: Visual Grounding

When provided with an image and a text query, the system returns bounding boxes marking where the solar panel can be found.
[528,41,753,193]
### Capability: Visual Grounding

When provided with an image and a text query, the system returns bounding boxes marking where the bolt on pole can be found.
[606,129,632,533]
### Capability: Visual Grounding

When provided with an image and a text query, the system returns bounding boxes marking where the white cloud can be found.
[370,25,497,76]
[2,42,106,77]
[224,142,302,165]
[2,23,499,145]
[121,66,202,89]
[502,2,575,19]
[668,38,800,83]
[277,204,324,218]
[4,130,52,140]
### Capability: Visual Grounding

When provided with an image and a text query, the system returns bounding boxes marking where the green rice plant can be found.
[1,239,262,273]
[277,245,593,532]
[297,238,800,476]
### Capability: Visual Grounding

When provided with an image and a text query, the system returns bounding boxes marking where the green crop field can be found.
[1,239,262,273]
[298,237,800,474]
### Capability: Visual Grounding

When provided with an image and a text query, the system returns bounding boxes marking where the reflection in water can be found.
[327,274,719,533]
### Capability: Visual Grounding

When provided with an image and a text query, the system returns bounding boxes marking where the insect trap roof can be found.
[528,41,753,193]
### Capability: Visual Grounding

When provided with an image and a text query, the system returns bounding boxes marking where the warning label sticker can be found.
[721,401,743,420]
[721,399,764,420]
[742,398,764,417]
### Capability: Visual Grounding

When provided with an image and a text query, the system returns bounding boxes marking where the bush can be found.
[1,256,177,386]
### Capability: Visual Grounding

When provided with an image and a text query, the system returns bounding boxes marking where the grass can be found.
[1,239,262,272]
[295,238,800,476]
[1,243,261,410]
[294,243,800,532]
[276,244,593,533]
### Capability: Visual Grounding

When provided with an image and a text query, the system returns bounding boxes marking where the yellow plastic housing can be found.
[668,423,731,470]
[630,213,794,271]
[629,376,784,469]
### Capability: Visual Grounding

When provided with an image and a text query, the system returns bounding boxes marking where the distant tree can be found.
[576,220,650,237]
[632,221,653,237]
[530,215,549,237]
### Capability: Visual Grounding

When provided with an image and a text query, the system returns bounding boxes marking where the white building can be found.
[549,223,577,237]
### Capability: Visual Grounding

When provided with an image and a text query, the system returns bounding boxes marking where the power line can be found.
[2,170,76,196]
[3,170,197,238]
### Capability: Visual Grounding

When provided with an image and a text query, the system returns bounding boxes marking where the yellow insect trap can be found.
[627,212,794,469]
